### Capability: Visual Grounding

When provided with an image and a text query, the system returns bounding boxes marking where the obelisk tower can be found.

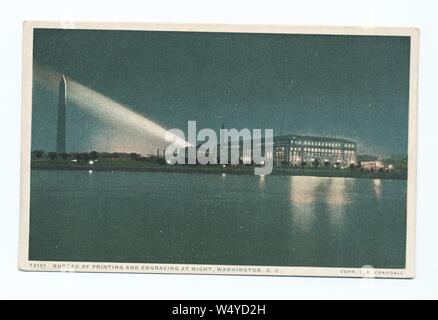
[56,74,66,153]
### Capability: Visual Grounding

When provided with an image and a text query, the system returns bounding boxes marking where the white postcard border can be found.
[19,21,419,279]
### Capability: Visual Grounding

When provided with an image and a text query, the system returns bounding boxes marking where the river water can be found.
[29,170,407,268]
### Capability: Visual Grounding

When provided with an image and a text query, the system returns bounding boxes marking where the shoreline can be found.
[31,162,408,180]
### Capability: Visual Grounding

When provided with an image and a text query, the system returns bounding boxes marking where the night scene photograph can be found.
[20,23,418,277]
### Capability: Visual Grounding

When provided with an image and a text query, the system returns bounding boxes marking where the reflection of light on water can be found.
[88,170,93,174]
[289,176,322,231]
[326,178,353,230]
[373,179,382,199]
[289,177,354,232]
[289,176,321,205]
[258,175,265,191]
[326,178,346,205]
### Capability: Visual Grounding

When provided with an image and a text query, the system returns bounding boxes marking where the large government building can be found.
[224,134,357,167]
[269,134,357,167]
[184,133,358,168]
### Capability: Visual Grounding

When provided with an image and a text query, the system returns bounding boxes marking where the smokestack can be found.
[56,75,67,153]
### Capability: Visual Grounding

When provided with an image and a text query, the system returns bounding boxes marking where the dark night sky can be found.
[31,28,411,156]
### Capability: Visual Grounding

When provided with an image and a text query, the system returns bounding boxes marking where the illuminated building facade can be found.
[271,135,357,167]
[239,134,357,167]
[185,133,358,168]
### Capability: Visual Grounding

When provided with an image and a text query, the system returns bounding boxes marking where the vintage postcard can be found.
[19,21,418,278]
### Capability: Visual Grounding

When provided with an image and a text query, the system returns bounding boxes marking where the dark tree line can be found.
[31,150,156,163]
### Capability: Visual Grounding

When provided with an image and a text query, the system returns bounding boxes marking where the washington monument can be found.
[56,74,66,153]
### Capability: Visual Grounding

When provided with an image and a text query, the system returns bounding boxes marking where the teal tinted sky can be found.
[32,28,411,156]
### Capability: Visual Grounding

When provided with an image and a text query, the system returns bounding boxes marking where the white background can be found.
[1,0,437,299]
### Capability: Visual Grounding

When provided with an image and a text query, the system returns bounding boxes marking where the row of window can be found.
[240,150,355,158]
[289,139,356,149]
[237,141,356,149]
[304,153,342,158]
[282,147,356,154]
[288,152,353,158]
[289,156,351,162]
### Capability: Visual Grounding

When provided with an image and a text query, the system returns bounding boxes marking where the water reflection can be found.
[288,176,354,232]
[288,176,323,231]
[326,178,353,230]
[373,179,382,199]
[30,170,407,267]
[258,175,265,192]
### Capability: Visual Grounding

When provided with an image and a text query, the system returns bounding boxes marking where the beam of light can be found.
[67,80,190,148]
[33,63,191,153]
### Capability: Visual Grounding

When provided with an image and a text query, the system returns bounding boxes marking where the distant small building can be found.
[360,160,384,171]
